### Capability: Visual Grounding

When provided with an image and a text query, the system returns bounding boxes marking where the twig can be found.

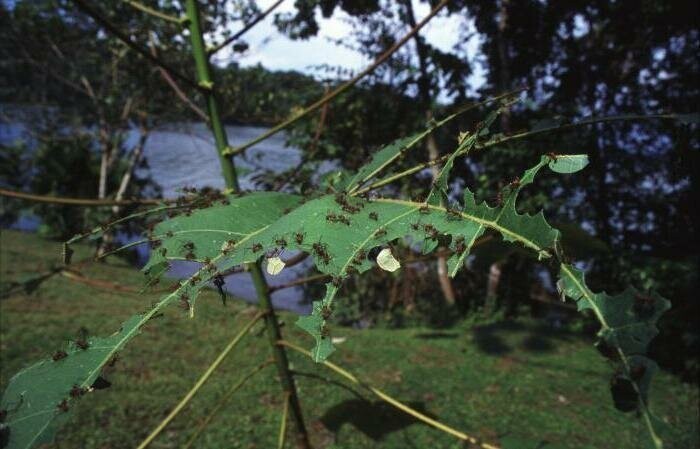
[223,0,452,157]
[181,359,274,449]
[149,33,209,121]
[71,0,198,90]
[136,311,266,449]
[277,391,291,449]
[122,0,184,24]
[0,188,169,206]
[354,112,688,195]
[279,340,500,449]
[208,0,285,56]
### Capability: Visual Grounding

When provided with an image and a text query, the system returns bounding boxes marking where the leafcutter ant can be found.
[53,350,68,361]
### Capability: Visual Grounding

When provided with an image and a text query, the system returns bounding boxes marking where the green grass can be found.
[0,229,697,449]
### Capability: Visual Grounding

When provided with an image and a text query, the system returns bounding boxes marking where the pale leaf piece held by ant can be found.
[376,248,400,272]
[266,256,285,275]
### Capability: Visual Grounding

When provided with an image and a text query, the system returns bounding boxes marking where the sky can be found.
[210,0,485,93]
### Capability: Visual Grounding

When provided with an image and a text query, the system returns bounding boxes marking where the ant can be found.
[506,176,521,190]
[423,224,438,240]
[321,304,333,319]
[320,324,331,339]
[250,243,263,253]
[57,399,69,413]
[294,232,305,245]
[633,293,655,318]
[108,355,119,367]
[149,239,162,249]
[75,339,89,351]
[546,152,559,161]
[369,212,379,221]
[213,275,226,305]
[410,222,421,231]
[165,230,174,238]
[374,228,387,239]
[334,192,348,206]
[185,251,196,260]
[53,350,68,361]
[275,237,288,248]
[69,385,86,398]
[446,208,462,221]
[418,204,431,215]
[330,277,343,288]
[345,266,358,275]
[454,237,466,254]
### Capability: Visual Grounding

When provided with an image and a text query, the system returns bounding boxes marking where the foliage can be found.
[0,100,677,448]
[1,229,698,449]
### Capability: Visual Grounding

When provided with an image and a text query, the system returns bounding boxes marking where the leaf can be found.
[142,191,302,290]
[558,264,670,448]
[548,154,589,173]
[0,315,144,449]
[427,97,517,206]
[266,256,285,275]
[376,248,400,272]
[344,93,519,194]
[195,155,572,361]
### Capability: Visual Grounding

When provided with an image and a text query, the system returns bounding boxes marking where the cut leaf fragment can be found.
[376,248,400,272]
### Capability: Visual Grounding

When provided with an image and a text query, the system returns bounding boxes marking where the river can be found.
[1,121,315,313]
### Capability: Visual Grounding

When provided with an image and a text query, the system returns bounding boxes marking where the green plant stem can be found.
[223,0,451,157]
[122,0,183,24]
[278,391,291,449]
[354,112,685,195]
[182,359,274,449]
[279,340,500,449]
[184,2,312,447]
[136,311,265,449]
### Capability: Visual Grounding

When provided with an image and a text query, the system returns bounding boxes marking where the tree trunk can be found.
[96,125,149,258]
[402,0,456,305]
[484,0,512,312]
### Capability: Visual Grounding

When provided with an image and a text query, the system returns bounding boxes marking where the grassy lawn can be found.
[1,229,697,449]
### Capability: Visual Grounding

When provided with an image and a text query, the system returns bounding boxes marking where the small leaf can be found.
[548,154,589,173]
[266,256,285,275]
[376,248,400,272]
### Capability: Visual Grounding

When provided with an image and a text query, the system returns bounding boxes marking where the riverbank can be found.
[1,229,698,448]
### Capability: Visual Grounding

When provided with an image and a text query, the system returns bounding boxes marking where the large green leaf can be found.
[0,192,301,449]
[558,264,670,448]
[0,316,143,449]
[187,155,571,361]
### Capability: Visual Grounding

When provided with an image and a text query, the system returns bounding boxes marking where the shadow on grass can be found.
[413,331,458,339]
[320,399,434,442]
[472,320,576,356]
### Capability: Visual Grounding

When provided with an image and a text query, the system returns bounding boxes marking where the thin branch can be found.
[277,391,290,449]
[136,311,266,449]
[149,32,209,121]
[208,0,285,56]
[224,0,452,157]
[122,0,184,24]
[279,340,500,449]
[71,0,198,90]
[181,359,274,449]
[354,113,688,195]
[0,188,169,206]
